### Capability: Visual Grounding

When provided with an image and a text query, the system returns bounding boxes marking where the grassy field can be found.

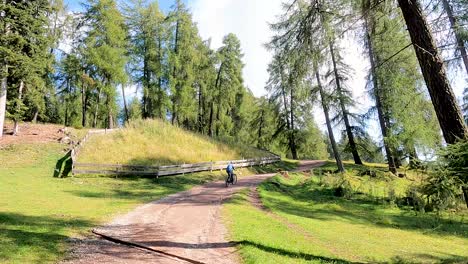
[223,165,468,263]
[78,119,273,165]
[0,122,292,263]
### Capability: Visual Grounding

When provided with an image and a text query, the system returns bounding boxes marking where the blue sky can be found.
[64,0,186,13]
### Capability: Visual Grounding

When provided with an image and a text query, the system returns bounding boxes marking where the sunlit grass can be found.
[223,169,468,264]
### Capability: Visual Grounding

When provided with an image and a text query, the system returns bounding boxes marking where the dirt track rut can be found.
[62,160,324,264]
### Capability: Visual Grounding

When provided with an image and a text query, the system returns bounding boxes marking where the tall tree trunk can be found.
[157,38,164,119]
[198,85,203,133]
[121,84,129,124]
[316,70,345,173]
[81,83,87,127]
[93,88,101,128]
[142,47,149,118]
[212,62,224,138]
[215,105,220,137]
[13,80,24,136]
[398,0,467,143]
[0,65,7,139]
[0,8,9,139]
[442,0,468,75]
[329,41,363,165]
[107,95,114,129]
[364,14,398,174]
[257,109,264,148]
[289,86,298,159]
[32,109,38,123]
[171,20,180,125]
[279,64,291,131]
[208,101,214,137]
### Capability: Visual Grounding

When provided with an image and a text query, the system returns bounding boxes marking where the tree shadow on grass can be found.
[237,240,360,264]
[0,212,95,262]
[261,180,468,239]
[378,254,468,264]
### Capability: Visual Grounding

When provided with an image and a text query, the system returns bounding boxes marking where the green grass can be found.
[78,119,273,165]
[0,128,293,263]
[223,169,468,263]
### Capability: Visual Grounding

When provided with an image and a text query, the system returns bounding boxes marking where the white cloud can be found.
[190,0,283,97]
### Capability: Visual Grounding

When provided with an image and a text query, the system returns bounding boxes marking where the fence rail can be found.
[72,156,280,177]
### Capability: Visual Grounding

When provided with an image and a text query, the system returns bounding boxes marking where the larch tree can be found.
[125,0,168,119]
[397,0,467,143]
[82,0,128,129]
[0,0,51,136]
[167,0,198,127]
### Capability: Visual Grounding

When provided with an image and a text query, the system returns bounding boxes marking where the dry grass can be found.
[78,119,271,166]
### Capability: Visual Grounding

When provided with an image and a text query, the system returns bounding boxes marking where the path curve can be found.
[63,160,325,264]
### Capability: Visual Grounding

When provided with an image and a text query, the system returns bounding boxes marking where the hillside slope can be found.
[77,119,273,166]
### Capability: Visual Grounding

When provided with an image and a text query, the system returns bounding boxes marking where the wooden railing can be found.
[72,156,281,177]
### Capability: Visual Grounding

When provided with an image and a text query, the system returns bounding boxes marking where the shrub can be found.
[421,138,468,210]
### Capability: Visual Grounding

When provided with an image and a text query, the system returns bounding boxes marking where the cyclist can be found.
[226,162,235,183]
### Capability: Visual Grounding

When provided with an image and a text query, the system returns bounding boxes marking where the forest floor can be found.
[0,121,87,146]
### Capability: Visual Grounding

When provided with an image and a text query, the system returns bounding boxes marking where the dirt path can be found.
[62,160,325,264]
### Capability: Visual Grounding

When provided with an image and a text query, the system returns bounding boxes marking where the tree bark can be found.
[32,109,38,123]
[0,5,9,139]
[289,85,298,159]
[93,87,101,128]
[257,109,264,148]
[171,19,180,125]
[81,83,87,127]
[364,14,398,174]
[0,65,7,139]
[441,0,468,75]
[197,85,203,133]
[208,101,214,137]
[329,41,363,165]
[212,62,224,138]
[398,0,467,143]
[142,46,149,118]
[316,70,345,173]
[13,80,24,136]
[121,84,129,124]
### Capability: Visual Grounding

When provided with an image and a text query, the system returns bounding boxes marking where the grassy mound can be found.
[78,119,272,165]
[223,164,468,263]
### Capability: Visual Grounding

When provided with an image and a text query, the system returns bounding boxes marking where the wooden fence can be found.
[72,156,280,177]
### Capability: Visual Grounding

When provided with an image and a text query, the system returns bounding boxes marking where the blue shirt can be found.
[226,164,234,173]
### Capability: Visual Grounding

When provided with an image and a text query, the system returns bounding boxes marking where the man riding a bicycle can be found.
[226,162,235,183]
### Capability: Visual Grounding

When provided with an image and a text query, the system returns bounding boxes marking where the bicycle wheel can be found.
[233,174,237,184]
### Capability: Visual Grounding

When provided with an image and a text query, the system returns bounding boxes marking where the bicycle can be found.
[225,172,237,187]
